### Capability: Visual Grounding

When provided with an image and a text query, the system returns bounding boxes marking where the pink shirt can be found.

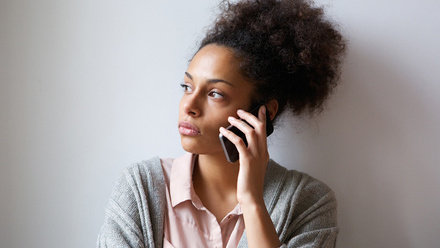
[161,153,245,248]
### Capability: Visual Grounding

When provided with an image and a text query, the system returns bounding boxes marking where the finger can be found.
[258,105,267,123]
[219,126,249,156]
[227,116,261,147]
[257,106,268,148]
[237,106,266,135]
[227,116,254,134]
[244,106,268,151]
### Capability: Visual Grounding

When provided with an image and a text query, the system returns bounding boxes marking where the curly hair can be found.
[199,0,346,121]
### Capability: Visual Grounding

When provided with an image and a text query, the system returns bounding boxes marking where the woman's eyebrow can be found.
[185,72,235,87]
[184,72,193,80]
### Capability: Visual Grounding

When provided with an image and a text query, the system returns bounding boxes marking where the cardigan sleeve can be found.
[280,192,338,247]
[237,160,338,248]
[97,158,166,248]
[279,173,338,248]
[97,168,146,248]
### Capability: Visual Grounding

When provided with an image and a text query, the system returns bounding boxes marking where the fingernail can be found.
[237,109,244,114]
[262,105,266,114]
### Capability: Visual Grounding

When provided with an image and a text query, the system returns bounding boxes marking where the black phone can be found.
[219,104,274,163]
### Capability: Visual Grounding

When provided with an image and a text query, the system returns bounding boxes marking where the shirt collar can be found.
[170,153,197,207]
[169,153,243,215]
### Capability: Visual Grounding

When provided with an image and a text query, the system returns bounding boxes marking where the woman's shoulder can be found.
[109,156,168,216]
[125,156,162,174]
[120,156,167,183]
[265,159,337,233]
[112,157,167,200]
[100,157,167,247]
[265,159,336,210]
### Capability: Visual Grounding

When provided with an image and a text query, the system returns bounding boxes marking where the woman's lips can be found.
[178,121,201,136]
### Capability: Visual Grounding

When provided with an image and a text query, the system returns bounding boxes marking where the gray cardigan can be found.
[97,157,338,247]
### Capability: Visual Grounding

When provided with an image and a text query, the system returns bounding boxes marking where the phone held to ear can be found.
[219,105,274,163]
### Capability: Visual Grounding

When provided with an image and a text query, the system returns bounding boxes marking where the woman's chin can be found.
[180,138,222,155]
[180,139,202,154]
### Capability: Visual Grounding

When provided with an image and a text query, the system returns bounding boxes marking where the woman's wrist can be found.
[240,197,281,248]
[239,197,266,211]
[237,189,265,208]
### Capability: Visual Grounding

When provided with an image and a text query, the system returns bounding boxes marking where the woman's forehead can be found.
[186,44,249,88]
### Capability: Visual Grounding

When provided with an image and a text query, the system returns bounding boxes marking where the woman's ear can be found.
[266,99,278,121]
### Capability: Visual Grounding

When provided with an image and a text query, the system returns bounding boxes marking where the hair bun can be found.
[200,0,346,120]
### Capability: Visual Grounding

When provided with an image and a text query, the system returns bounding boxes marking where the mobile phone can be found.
[219,104,274,163]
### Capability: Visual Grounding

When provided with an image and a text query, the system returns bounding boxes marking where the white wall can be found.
[1,0,439,247]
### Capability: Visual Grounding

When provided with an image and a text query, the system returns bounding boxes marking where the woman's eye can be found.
[208,91,224,99]
[180,83,191,92]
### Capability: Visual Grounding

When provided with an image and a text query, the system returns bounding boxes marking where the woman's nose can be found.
[182,94,201,117]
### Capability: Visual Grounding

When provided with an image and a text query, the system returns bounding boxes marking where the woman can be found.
[97,0,346,247]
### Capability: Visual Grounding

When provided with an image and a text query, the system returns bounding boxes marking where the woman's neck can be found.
[194,152,240,193]
[192,152,240,221]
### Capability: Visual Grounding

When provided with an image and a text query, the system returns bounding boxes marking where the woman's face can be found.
[178,44,254,155]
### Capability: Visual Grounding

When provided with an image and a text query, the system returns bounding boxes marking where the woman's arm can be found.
[97,159,165,248]
[280,179,338,247]
[238,165,338,248]
[240,201,281,247]
[219,105,280,248]
[97,169,146,248]
[220,105,338,248]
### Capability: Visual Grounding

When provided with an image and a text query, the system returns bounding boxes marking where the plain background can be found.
[1,0,439,247]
